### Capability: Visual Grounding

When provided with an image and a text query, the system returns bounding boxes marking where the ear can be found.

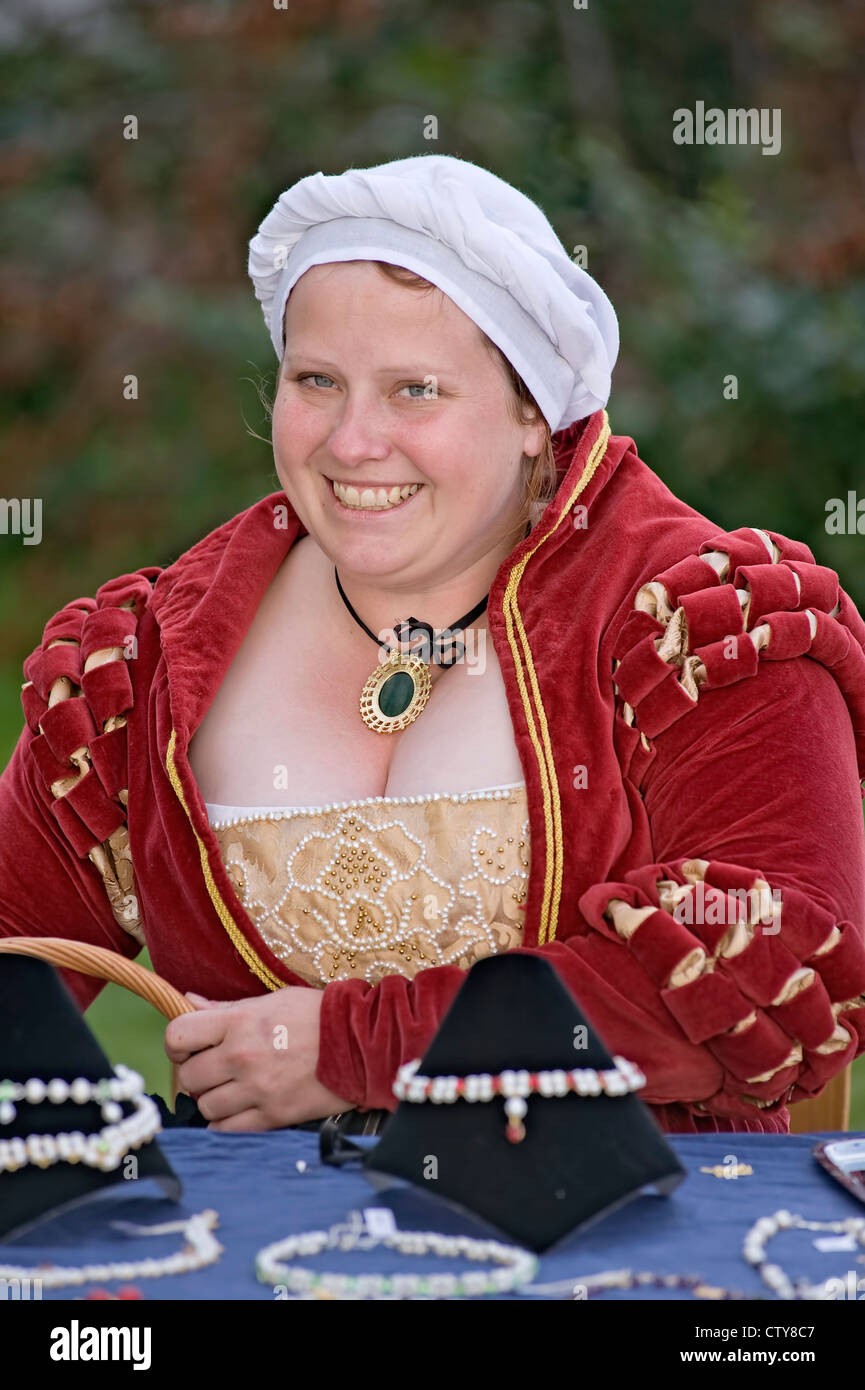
[522,416,548,460]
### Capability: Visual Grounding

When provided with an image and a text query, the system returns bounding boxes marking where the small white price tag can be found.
[363,1206,398,1237]
[813,1235,857,1252]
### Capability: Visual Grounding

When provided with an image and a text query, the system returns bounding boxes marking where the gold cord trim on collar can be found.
[165,728,284,992]
[501,412,611,945]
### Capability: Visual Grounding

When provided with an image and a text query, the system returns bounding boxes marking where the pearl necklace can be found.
[744,1209,865,1300]
[0,1065,161,1173]
[255,1216,537,1299]
[392,1055,647,1142]
[0,1210,222,1289]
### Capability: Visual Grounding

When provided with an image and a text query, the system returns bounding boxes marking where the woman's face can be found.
[272,261,546,586]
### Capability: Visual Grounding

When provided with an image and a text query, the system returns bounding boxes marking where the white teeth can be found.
[331,480,420,510]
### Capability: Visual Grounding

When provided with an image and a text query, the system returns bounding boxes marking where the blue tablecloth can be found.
[3,1130,864,1300]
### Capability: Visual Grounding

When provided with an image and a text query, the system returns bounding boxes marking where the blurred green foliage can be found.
[1,0,864,1122]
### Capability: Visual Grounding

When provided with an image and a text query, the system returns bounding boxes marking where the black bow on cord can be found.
[392,617,466,667]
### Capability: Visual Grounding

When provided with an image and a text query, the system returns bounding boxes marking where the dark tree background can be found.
[2,0,864,1110]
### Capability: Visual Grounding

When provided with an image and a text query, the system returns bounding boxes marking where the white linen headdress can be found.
[247,153,618,433]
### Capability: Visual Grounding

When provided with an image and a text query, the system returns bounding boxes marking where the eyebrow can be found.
[283,354,448,375]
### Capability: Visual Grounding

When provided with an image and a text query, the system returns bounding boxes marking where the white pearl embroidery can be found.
[206,783,527,828]
[206,787,531,986]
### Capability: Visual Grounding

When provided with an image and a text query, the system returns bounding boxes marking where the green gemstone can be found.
[378,670,415,718]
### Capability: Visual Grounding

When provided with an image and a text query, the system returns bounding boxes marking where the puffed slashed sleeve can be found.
[0,571,160,1010]
[316,526,865,1125]
[585,525,865,1125]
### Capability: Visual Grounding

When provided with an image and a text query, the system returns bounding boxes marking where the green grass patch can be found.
[84,947,172,1101]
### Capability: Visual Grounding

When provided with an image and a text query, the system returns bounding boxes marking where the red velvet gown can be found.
[3,409,865,1133]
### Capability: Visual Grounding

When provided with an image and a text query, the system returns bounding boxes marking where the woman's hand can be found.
[163,986,354,1131]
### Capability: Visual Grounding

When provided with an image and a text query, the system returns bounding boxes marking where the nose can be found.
[326,390,391,467]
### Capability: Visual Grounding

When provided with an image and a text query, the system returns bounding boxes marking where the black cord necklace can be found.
[333,521,530,735]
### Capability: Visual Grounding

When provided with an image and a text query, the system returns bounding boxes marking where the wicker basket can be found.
[0,937,194,1018]
[0,937,194,1105]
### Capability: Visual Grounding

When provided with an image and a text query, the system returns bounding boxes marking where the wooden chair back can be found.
[788,1068,850,1133]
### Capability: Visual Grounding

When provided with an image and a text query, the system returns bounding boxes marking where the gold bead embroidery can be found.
[214,790,530,986]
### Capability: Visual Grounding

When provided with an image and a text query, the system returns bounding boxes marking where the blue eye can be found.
[400,383,434,398]
[297,373,334,388]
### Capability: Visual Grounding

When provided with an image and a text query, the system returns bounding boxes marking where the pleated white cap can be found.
[248,153,618,433]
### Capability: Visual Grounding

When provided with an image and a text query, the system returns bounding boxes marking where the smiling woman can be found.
[3,154,865,1139]
[273,259,562,538]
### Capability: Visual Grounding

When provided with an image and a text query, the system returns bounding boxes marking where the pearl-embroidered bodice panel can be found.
[205,785,530,987]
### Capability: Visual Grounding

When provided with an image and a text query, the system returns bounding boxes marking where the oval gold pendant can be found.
[359,651,432,734]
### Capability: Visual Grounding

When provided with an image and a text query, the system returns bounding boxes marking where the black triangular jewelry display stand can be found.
[364,954,685,1252]
[0,955,180,1242]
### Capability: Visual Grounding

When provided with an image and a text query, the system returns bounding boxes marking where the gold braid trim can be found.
[501,411,611,945]
[165,729,284,992]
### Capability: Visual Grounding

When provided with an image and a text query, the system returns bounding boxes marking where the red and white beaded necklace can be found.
[392,1055,647,1143]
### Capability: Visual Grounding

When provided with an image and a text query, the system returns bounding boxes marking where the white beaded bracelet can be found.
[0,1209,222,1289]
[392,1055,647,1142]
[256,1215,538,1299]
[0,1064,161,1173]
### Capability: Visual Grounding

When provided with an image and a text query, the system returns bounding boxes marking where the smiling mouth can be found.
[328,478,423,511]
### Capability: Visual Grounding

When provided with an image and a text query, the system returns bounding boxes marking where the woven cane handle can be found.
[0,937,195,1021]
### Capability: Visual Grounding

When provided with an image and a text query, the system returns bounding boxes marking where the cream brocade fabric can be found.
[206,786,530,987]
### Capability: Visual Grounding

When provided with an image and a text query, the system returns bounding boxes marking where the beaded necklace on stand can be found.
[392,1055,647,1142]
[0,1063,222,1288]
[0,1065,161,1174]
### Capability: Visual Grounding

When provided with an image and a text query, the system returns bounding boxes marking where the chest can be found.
[187,550,525,807]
